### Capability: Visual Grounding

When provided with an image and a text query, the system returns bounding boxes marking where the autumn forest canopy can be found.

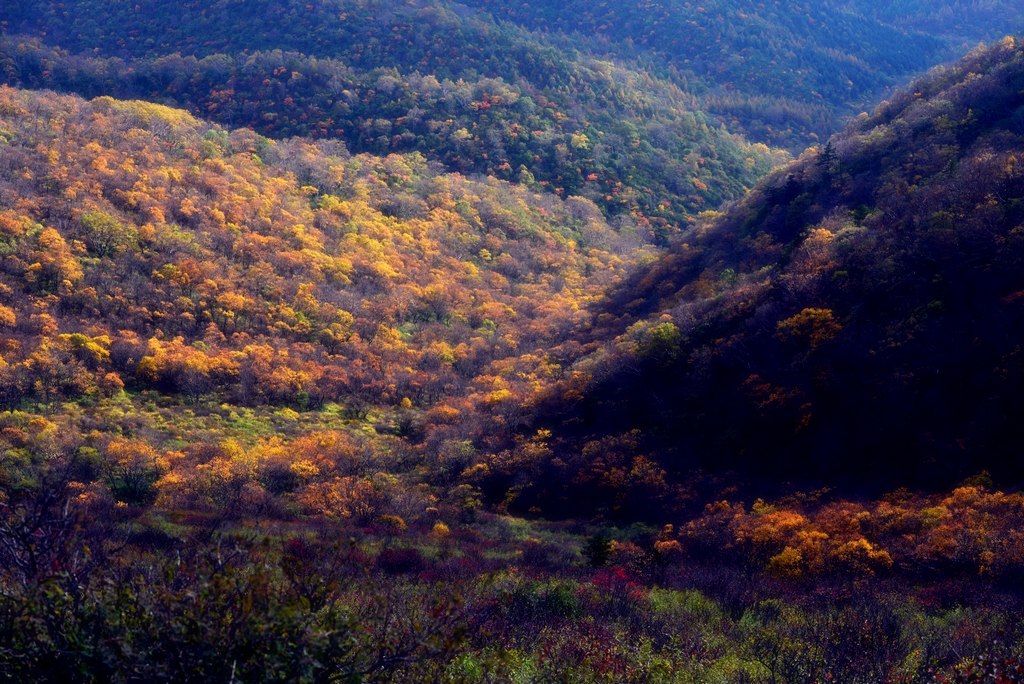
[1,2,1024,682]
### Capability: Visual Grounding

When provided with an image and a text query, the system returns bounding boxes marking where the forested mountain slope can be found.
[0,0,783,239]
[7,1,1022,238]
[408,0,1024,148]
[491,37,1024,518]
[0,84,651,428]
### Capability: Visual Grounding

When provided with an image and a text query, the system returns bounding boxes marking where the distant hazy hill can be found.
[435,0,1024,148]
[492,38,1024,518]
[0,0,783,239]
[5,2,1020,240]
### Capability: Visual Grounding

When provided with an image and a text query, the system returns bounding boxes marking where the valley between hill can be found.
[2,2,1024,681]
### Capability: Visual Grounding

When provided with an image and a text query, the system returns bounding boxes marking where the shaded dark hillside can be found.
[486,38,1024,518]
